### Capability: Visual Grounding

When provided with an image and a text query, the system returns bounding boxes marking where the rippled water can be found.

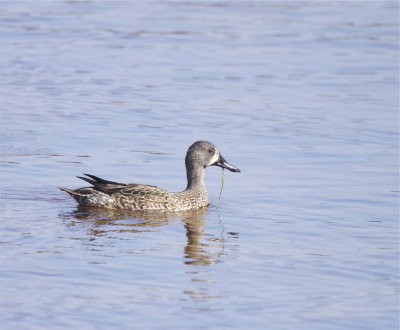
[1,1,398,329]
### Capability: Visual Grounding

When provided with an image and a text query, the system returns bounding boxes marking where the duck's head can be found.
[185,141,241,173]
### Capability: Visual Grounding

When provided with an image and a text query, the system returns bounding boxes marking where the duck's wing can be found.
[117,184,168,197]
[114,184,173,210]
[76,173,126,193]
[77,173,164,196]
[70,174,174,210]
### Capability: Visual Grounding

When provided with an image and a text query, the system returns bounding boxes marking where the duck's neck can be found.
[185,164,206,191]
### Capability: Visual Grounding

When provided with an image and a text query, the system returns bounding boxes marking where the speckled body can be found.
[59,141,240,212]
[63,184,209,212]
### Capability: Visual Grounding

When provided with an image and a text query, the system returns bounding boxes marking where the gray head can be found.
[185,141,241,172]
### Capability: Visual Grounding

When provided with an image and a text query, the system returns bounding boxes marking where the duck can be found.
[59,141,240,211]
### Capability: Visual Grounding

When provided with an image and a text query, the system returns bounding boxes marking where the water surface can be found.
[1,1,398,329]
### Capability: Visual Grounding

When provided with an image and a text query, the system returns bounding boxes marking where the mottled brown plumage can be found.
[59,141,240,212]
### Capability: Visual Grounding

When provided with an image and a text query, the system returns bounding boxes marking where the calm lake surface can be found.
[1,1,398,329]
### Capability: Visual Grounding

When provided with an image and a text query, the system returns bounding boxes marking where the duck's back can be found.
[68,183,173,210]
[62,179,208,211]
[112,184,209,211]
[113,184,175,210]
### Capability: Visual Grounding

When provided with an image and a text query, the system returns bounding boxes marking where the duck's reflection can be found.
[61,206,222,265]
[183,213,213,266]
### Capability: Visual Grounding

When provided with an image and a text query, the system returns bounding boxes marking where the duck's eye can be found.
[208,148,215,154]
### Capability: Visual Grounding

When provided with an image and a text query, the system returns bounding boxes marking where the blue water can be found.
[1,1,398,329]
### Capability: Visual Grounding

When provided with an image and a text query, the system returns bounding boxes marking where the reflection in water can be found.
[61,206,224,266]
[184,214,212,266]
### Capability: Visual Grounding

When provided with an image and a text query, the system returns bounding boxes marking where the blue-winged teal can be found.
[59,141,240,211]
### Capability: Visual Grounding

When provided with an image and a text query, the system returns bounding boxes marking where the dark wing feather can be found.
[75,174,127,194]
[82,174,126,186]
[76,176,96,185]
[76,174,161,197]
